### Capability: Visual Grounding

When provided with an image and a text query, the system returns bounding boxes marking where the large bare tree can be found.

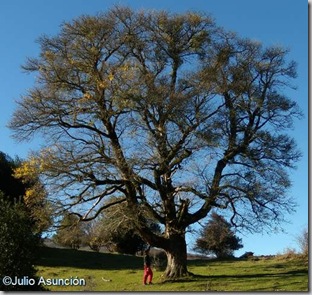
[10,7,301,278]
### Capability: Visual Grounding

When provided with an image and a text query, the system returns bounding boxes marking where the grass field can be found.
[35,247,309,292]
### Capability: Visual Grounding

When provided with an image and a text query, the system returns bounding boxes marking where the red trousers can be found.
[143,266,153,284]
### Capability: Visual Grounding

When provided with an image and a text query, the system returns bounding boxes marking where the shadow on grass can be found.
[187,257,239,267]
[192,268,308,279]
[160,269,308,285]
[37,246,143,270]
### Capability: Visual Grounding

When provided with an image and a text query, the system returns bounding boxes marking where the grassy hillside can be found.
[35,247,308,292]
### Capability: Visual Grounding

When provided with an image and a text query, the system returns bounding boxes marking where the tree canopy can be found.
[9,6,301,278]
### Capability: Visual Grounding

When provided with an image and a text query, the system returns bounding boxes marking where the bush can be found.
[0,192,42,291]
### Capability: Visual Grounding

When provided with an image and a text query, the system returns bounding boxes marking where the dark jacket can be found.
[144,254,152,267]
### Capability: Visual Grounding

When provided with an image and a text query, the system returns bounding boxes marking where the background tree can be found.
[83,220,104,252]
[53,213,87,249]
[297,227,308,258]
[194,212,243,258]
[0,151,52,234]
[88,200,161,254]
[0,152,45,290]
[13,157,53,234]
[9,7,301,278]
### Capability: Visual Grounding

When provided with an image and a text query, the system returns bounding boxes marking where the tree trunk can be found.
[163,233,192,279]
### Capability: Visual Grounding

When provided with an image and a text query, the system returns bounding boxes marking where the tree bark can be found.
[163,233,192,279]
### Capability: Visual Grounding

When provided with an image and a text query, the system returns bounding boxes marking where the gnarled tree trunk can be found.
[163,232,192,278]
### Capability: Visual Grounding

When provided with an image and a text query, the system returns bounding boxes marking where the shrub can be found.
[0,191,42,291]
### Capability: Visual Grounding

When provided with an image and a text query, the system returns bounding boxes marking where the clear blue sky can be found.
[0,0,308,256]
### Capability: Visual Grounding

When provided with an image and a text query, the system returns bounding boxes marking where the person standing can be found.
[143,248,153,285]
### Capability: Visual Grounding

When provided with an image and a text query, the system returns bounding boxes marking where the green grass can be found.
[35,247,309,292]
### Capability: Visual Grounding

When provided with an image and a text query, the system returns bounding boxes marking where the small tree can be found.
[297,227,308,257]
[83,220,103,252]
[194,212,243,258]
[13,157,53,234]
[53,213,86,249]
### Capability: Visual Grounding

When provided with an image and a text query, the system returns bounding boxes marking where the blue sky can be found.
[0,0,308,256]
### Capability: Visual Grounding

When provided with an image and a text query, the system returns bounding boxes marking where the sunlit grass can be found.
[35,247,308,291]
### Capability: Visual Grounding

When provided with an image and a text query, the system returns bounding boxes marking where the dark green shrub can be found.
[0,192,42,291]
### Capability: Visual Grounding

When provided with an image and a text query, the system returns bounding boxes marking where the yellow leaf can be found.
[98,81,107,89]
[108,73,114,81]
